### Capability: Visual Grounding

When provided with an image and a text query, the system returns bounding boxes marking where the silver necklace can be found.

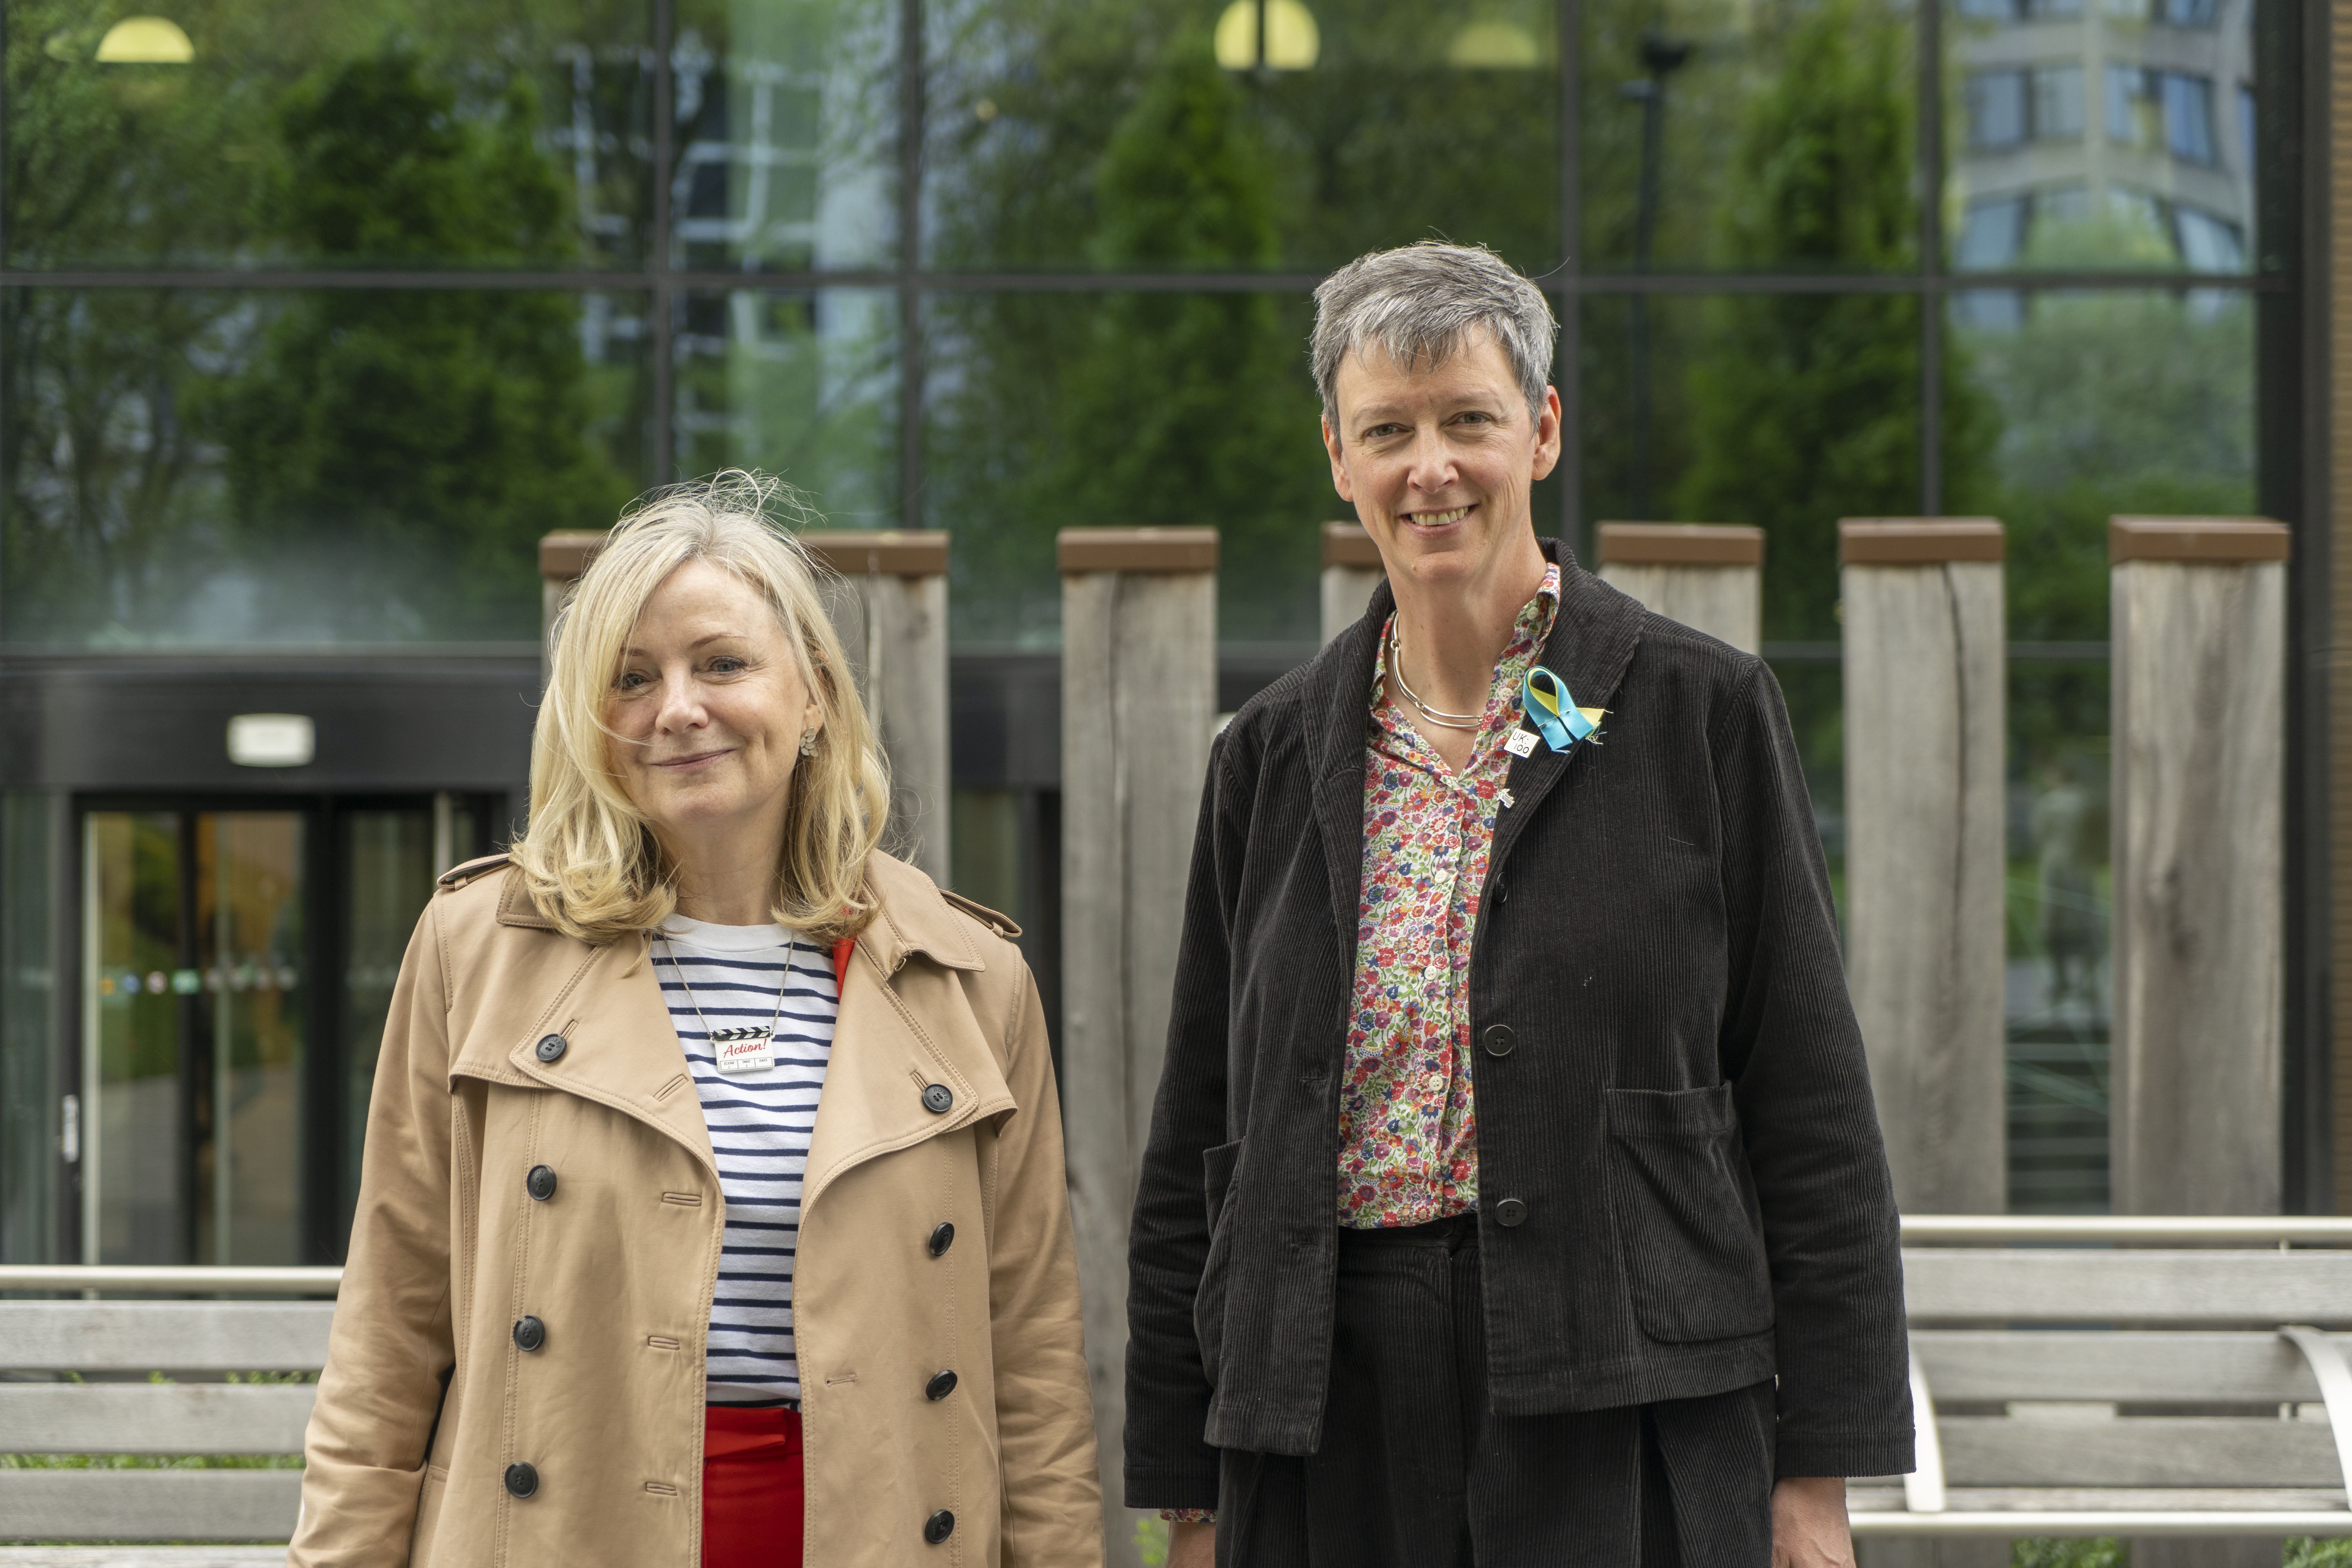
[1385,619,1485,731]
[661,930,796,1047]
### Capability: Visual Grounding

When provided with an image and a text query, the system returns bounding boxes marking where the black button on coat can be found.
[1121,543,1909,1511]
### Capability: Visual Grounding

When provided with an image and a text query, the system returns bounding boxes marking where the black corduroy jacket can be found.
[1122,540,1911,1511]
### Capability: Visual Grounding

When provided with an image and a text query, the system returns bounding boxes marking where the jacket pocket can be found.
[1192,1138,1246,1387]
[1605,1087,1774,1344]
[1201,1138,1245,1233]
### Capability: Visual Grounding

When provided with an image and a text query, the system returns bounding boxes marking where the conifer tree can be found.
[1674,0,1996,640]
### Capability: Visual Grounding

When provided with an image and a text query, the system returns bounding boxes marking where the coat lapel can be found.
[452,924,721,1180]
[1311,577,1392,943]
[799,853,1016,1218]
[1490,545,1647,873]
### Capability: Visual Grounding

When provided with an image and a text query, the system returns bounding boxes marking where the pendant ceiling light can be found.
[1213,0,1320,71]
[95,16,194,64]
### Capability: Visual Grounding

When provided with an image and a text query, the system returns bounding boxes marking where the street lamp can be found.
[1619,30,1693,521]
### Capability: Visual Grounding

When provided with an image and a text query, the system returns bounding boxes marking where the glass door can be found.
[76,795,488,1265]
[83,809,308,1266]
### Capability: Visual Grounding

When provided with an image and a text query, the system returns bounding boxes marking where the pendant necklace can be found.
[1386,618,1484,731]
[662,929,797,1075]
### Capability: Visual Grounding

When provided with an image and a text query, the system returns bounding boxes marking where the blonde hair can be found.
[512,471,889,945]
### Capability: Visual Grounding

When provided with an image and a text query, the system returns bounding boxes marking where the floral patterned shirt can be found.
[1158,566,1561,1525]
[1337,564,1561,1228]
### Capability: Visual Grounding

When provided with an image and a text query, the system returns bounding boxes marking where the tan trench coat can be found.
[289,850,1103,1568]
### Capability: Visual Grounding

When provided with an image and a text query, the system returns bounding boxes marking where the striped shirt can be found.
[655,915,837,1407]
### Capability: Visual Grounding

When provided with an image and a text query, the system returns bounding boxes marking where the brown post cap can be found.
[1597,522,1766,567]
[1321,521,1382,569]
[800,530,950,577]
[2109,515,2291,564]
[1839,518,2005,565]
[1057,527,1219,574]
[539,531,606,582]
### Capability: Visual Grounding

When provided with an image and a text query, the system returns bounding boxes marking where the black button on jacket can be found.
[1122,544,1910,1511]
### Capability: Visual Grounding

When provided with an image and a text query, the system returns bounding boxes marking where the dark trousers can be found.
[1215,1216,1776,1568]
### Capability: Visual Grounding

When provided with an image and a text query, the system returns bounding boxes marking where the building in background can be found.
[0,0,2334,1276]
[1953,0,2256,287]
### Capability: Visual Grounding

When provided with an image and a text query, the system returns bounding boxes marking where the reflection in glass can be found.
[923,290,1329,644]
[1951,289,2253,639]
[926,0,1560,273]
[1579,292,1944,640]
[2,289,647,645]
[341,811,437,1234]
[1581,0,1916,274]
[2006,661,2111,1211]
[83,810,305,1265]
[674,289,897,526]
[672,0,898,272]
[1948,0,2252,272]
[0,793,56,1264]
[1950,287,2250,1208]
[6,0,652,270]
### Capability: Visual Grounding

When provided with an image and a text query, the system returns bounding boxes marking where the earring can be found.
[799,730,818,757]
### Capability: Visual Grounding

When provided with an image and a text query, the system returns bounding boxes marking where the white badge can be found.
[1504,726,1539,759]
[711,1027,775,1075]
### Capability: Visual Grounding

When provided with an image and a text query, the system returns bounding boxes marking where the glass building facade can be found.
[0,0,2324,1262]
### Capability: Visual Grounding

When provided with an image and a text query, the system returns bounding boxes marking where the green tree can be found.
[1673,0,1996,641]
[931,43,1327,641]
[202,47,632,637]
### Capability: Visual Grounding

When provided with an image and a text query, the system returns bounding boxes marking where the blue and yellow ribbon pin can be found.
[1521,666,1607,754]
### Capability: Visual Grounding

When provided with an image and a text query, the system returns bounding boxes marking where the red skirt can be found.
[703,1406,804,1568]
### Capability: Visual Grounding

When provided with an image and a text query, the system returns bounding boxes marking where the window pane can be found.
[1949,0,2252,272]
[1951,287,2253,644]
[1580,0,1917,274]
[673,0,899,271]
[341,809,434,1248]
[926,0,1561,273]
[1951,287,2252,1210]
[922,289,1334,645]
[673,287,897,525]
[7,0,654,270]
[1577,291,1924,641]
[2,287,649,644]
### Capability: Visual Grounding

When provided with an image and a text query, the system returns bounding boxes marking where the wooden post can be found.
[799,532,953,887]
[538,532,606,688]
[1059,526,1219,1567]
[2110,517,2290,1217]
[1320,520,1384,645]
[1840,519,2008,1216]
[1595,523,1765,654]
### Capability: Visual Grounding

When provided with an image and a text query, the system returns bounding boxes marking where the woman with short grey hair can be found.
[1125,242,1908,1566]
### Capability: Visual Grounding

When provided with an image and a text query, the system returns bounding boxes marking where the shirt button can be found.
[525,1165,557,1201]
[513,1316,546,1352]
[921,1083,954,1115]
[924,1510,956,1544]
[534,1034,568,1063]
[1483,1025,1516,1058]
[926,1369,959,1401]
[1494,1198,1529,1227]
[504,1462,539,1498]
[927,1222,955,1257]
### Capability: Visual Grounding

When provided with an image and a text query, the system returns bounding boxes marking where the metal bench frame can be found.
[1861,1216,2352,1540]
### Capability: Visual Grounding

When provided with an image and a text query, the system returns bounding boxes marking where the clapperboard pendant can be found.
[710,1025,776,1075]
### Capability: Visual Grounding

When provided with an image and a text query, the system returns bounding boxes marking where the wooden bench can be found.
[13,1224,2352,1556]
[0,1265,336,1563]
[1853,1216,2352,1553]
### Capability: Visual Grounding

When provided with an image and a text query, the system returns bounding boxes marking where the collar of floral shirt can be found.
[1369,562,1564,758]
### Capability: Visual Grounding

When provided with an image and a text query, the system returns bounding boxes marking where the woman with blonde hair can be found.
[290,472,1102,1568]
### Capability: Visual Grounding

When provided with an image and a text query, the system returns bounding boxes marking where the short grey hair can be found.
[1311,241,1559,434]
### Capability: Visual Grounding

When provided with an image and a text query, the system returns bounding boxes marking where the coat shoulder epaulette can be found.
[437,852,513,892]
[937,888,1021,940]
